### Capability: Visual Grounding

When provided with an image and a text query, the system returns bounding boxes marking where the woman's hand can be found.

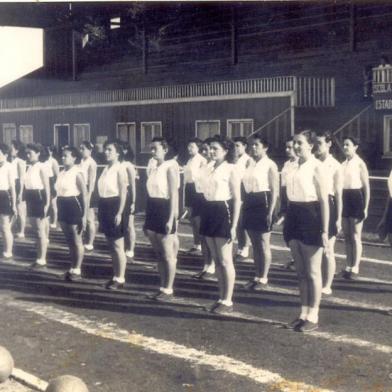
[336,218,342,234]
[363,208,368,220]
[165,220,173,235]
[228,227,236,243]
[82,216,87,232]
[44,204,50,217]
[266,212,273,230]
[114,213,122,226]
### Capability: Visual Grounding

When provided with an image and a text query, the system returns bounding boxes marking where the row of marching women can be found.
[0,131,390,332]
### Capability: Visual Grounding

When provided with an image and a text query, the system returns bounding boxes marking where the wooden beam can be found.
[231,6,238,65]
[349,2,356,52]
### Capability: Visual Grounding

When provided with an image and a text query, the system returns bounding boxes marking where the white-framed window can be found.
[383,115,392,156]
[117,122,136,150]
[2,123,17,145]
[73,123,90,148]
[54,124,70,148]
[227,119,254,138]
[19,125,34,144]
[195,120,220,140]
[141,122,162,153]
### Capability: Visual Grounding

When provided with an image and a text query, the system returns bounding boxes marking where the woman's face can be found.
[104,144,120,163]
[80,144,91,159]
[234,142,246,157]
[343,139,357,158]
[0,150,8,164]
[314,136,331,158]
[251,139,267,159]
[187,142,199,157]
[62,150,76,167]
[293,134,313,158]
[209,141,227,162]
[26,148,39,164]
[200,143,211,159]
[285,141,296,159]
[150,141,167,161]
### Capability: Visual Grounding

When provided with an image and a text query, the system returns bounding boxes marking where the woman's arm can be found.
[267,163,280,226]
[229,167,241,242]
[333,166,343,233]
[360,161,370,219]
[52,158,60,178]
[76,173,88,228]
[87,161,97,196]
[167,165,179,233]
[17,160,26,201]
[115,167,127,225]
[8,169,16,214]
[40,166,51,215]
[127,164,136,213]
[314,166,329,248]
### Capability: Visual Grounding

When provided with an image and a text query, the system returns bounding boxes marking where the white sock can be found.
[36,259,46,266]
[221,300,233,306]
[253,277,260,282]
[299,306,309,320]
[345,266,352,272]
[258,277,268,285]
[241,247,249,257]
[307,307,319,323]
[70,268,81,275]
[160,287,173,295]
[3,252,12,257]
[351,266,359,274]
[113,277,125,284]
[206,264,215,274]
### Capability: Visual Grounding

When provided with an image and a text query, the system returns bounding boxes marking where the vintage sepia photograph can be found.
[0,1,391,391]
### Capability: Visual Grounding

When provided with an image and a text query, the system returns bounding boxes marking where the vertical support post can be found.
[72,30,77,81]
[142,22,148,74]
[349,2,356,52]
[230,6,238,65]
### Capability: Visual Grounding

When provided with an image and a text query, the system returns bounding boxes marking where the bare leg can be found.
[342,218,353,271]
[51,197,58,226]
[205,236,222,299]
[125,214,136,255]
[35,218,48,262]
[190,214,201,247]
[322,237,336,292]
[351,218,363,273]
[158,233,178,291]
[214,237,235,303]
[86,208,96,248]
[111,237,126,280]
[16,201,26,236]
[0,215,13,255]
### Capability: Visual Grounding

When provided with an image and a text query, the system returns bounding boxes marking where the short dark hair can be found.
[210,135,236,163]
[297,129,316,145]
[0,143,10,156]
[103,140,124,162]
[252,133,269,149]
[343,136,359,146]
[316,130,333,143]
[80,140,94,151]
[151,136,169,151]
[187,137,203,151]
[233,136,248,147]
[203,137,215,146]
[26,143,47,162]
[62,146,82,164]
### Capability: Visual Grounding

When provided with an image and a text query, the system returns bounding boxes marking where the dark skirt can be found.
[283,201,323,247]
[200,199,233,239]
[144,197,176,235]
[242,191,271,233]
[98,197,128,239]
[49,177,57,199]
[328,195,338,238]
[385,198,392,233]
[342,189,364,220]
[57,196,83,225]
[0,191,12,216]
[24,189,47,219]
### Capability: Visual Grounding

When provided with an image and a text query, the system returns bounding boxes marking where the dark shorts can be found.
[200,199,233,239]
[24,189,47,219]
[98,197,128,239]
[242,191,271,233]
[342,189,364,220]
[0,191,13,216]
[191,192,205,218]
[144,197,176,235]
[283,201,323,247]
[57,196,83,225]
[328,195,338,238]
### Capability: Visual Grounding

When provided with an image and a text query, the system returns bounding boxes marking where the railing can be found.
[0,76,335,111]
[373,66,392,84]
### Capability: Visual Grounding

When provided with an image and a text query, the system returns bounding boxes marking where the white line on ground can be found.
[11,368,48,392]
[4,298,335,392]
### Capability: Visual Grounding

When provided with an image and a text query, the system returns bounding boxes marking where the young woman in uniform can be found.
[24,143,51,269]
[144,137,179,301]
[9,140,26,238]
[192,138,216,280]
[233,136,252,260]
[283,130,329,332]
[45,146,60,229]
[341,137,370,280]
[97,141,128,290]
[56,147,88,281]
[79,141,98,252]
[183,138,207,253]
[314,132,343,295]
[200,136,241,314]
[121,142,137,260]
[0,144,16,259]
[242,135,279,291]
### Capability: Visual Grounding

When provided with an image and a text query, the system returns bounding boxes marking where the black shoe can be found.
[297,320,318,333]
[348,272,359,281]
[286,318,305,330]
[149,291,174,302]
[253,282,269,291]
[243,280,256,291]
[212,303,233,315]
[341,270,351,279]
[206,301,221,312]
[64,271,82,282]
[285,261,296,271]
[105,280,124,290]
